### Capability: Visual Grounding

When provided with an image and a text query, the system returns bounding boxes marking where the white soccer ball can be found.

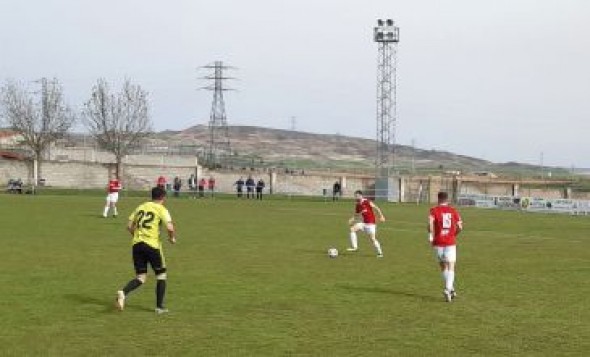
[327,248,339,258]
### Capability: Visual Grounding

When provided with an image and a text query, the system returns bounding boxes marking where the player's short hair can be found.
[152,186,167,200]
[354,190,363,196]
[438,191,449,201]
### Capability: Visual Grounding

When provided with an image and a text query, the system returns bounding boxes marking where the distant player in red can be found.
[428,191,463,302]
[103,174,122,218]
[347,190,386,257]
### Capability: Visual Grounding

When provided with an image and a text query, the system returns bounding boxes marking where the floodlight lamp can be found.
[386,19,394,26]
[377,19,384,26]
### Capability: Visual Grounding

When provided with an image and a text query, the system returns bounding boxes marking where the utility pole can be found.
[201,61,235,168]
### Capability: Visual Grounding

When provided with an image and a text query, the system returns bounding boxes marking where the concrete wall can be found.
[0,159,30,183]
[2,157,588,201]
[0,159,371,195]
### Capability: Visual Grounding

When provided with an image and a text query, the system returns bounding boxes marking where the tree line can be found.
[0,78,152,181]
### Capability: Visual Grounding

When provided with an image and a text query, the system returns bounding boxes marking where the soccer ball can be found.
[327,248,338,258]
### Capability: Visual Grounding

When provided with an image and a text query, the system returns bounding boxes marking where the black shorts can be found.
[132,242,166,275]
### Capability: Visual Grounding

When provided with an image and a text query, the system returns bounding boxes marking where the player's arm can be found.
[369,201,386,222]
[348,210,360,225]
[166,221,176,244]
[163,210,176,244]
[427,214,435,242]
[455,213,463,235]
[127,220,136,236]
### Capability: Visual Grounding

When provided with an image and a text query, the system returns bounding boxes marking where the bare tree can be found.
[82,79,152,178]
[0,78,75,184]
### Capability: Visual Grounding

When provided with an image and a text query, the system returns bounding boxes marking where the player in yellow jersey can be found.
[115,186,176,314]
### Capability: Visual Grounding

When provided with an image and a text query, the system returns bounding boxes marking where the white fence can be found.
[458,193,590,215]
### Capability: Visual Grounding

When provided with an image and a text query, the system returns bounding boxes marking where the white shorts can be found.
[106,192,119,204]
[434,245,456,263]
[352,223,376,235]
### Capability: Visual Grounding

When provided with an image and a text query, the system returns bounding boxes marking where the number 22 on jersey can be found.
[135,210,155,229]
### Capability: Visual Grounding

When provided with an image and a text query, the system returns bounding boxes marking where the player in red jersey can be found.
[347,190,386,257]
[428,191,463,302]
[103,174,122,218]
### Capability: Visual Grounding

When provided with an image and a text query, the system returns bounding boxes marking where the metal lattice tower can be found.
[374,19,399,177]
[201,61,235,168]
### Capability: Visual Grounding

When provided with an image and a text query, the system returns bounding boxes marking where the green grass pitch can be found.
[0,194,588,356]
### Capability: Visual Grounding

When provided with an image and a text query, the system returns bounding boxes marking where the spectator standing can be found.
[208,176,216,197]
[332,181,342,201]
[172,177,182,198]
[245,176,255,199]
[234,177,245,198]
[198,178,207,198]
[156,176,167,190]
[256,178,265,200]
[188,174,196,199]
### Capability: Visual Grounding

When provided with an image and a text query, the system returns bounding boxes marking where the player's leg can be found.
[148,247,168,313]
[434,247,450,301]
[445,246,457,298]
[366,226,383,257]
[110,193,119,217]
[116,244,148,310]
[103,195,111,217]
[435,246,457,302]
[347,223,362,251]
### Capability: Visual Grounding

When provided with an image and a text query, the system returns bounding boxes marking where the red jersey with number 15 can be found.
[430,204,462,247]
[356,198,376,224]
[108,179,122,193]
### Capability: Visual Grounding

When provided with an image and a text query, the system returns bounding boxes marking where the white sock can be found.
[103,206,109,217]
[349,232,358,249]
[373,239,383,255]
[446,271,455,291]
[113,207,118,216]
[442,270,449,289]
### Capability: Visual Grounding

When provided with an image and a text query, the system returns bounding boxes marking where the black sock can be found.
[122,278,143,295]
[156,280,166,308]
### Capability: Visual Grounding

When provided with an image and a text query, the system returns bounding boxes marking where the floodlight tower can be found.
[374,19,399,177]
[201,61,235,168]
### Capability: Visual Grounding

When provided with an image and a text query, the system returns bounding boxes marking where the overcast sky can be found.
[1,0,589,167]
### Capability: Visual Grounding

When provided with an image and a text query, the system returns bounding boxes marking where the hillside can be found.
[158,125,560,176]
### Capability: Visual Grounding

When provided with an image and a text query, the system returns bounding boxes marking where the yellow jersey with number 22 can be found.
[128,201,172,249]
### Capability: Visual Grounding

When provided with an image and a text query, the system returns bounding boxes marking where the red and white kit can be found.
[429,204,462,262]
[354,198,377,234]
[106,179,122,203]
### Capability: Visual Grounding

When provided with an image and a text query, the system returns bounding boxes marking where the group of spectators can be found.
[187,174,216,198]
[234,176,266,200]
[155,174,267,199]
[156,175,216,199]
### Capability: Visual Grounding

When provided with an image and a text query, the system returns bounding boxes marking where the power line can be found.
[200,61,236,168]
